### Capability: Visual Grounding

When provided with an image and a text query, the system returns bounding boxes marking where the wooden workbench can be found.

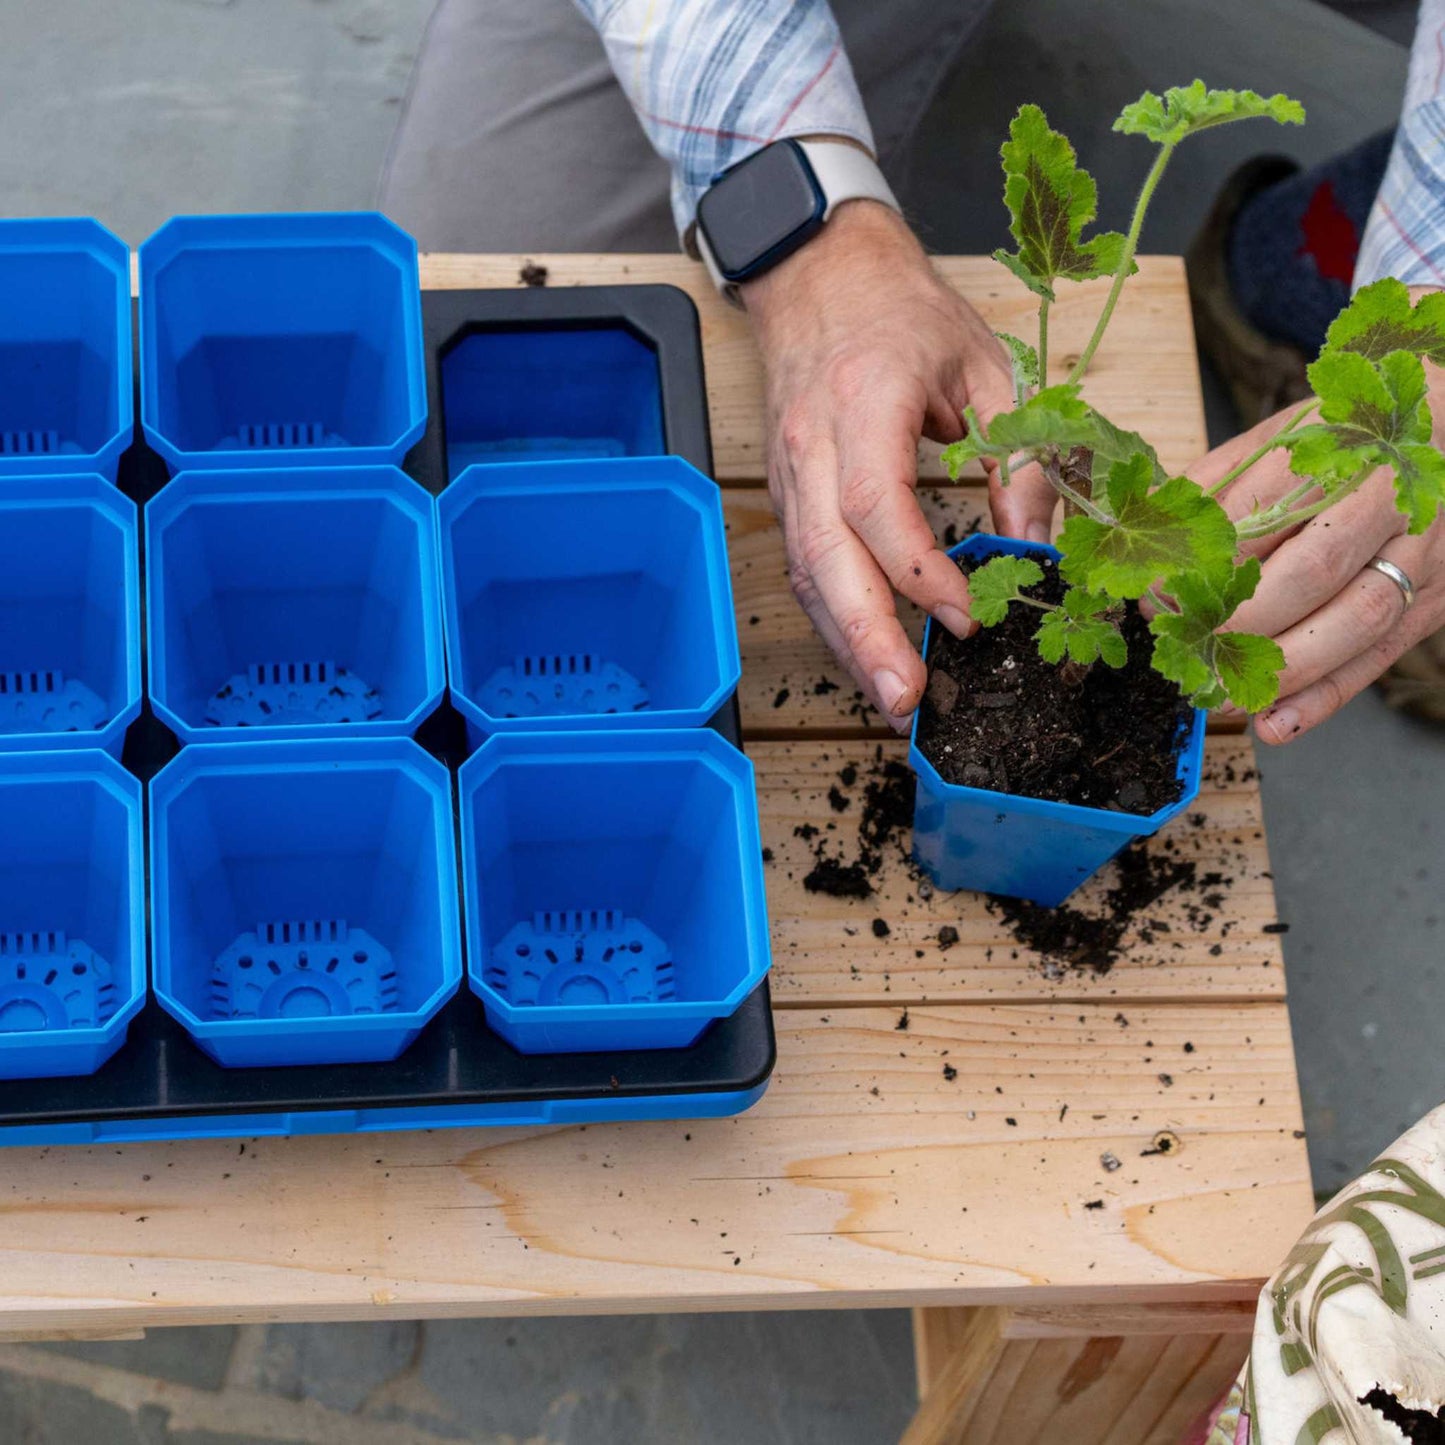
[0,255,1312,1444]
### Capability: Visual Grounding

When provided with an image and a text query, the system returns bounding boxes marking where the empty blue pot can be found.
[139,212,426,471]
[910,533,1207,906]
[0,751,145,1079]
[150,738,461,1069]
[0,218,132,481]
[438,457,739,742]
[459,730,771,1054]
[145,467,444,743]
[0,475,141,755]
[440,323,663,477]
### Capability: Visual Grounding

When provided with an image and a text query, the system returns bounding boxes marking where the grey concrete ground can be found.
[0,0,1437,1439]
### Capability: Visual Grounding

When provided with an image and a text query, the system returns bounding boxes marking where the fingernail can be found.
[1259,706,1298,743]
[873,669,912,716]
[1025,521,1050,545]
[936,603,973,639]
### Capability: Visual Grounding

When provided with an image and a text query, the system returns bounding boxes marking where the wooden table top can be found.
[0,255,1313,1339]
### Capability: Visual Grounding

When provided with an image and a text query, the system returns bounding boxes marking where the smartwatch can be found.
[695,138,901,303]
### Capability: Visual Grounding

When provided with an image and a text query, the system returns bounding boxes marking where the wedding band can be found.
[1364,556,1416,611]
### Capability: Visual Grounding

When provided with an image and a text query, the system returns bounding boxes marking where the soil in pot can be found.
[915,550,1194,814]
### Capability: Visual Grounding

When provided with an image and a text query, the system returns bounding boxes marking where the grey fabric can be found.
[378,0,994,252]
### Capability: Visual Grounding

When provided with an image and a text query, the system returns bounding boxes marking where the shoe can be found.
[1377,630,1445,724]
[1186,155,1313,429]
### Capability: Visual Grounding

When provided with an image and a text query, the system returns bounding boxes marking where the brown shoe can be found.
[1186,155,1313,429]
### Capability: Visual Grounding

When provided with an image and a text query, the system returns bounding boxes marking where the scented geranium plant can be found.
[945,81,1445,711]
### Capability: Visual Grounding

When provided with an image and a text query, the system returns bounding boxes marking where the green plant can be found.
[943,81,1445,710]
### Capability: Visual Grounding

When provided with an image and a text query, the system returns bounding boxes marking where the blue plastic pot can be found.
[440,324,663,477]
[139,212,426,471]
[0,218,132,481]
[910,534,1207,907]
[0,476,141,755]
[0,751,145,1079]
[146,467,444,743]
[459,730,771,1054]
[438,457,739,742]
[150,738,461,1069]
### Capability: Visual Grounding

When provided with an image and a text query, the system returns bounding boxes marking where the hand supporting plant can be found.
[944,82,1445,716]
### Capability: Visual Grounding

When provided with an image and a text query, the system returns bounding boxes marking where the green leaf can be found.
[1087,412,1167,481]
[1036,608,1128,667]
[996,330,1041,404]
[941,386,1103,479]
[1324,278,1445,365]
[995,104,1131,299]
[1291,346,1445,532]
[1058,455,1238,598]
[1113,82,1304,145]
[966,554,1045,626]
[1147,557,1285,710]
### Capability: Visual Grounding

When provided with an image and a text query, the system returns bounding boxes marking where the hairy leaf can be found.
[966,554,1045,626]
[1036,608,1128,667]
[1058,455,1237,598]
[940,385,1101,477]
[1324,277,1445,365]
[995,104,1131,300]
[1114,82,1304,145]
[996,330,1041,404]
[1148,557,1285,710]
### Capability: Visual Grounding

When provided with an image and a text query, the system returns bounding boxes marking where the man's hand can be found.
[1193,389,1445,745]
[742,201,1057,728]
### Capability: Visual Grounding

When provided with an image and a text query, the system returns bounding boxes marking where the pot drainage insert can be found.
[0,931,118,1034]
[477,654,648,721]
[205,661,382,728]
[211,919,399,1019]
[0,671,109,736]
[487,909,674,1008]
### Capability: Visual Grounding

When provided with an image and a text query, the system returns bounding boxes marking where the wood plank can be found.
[0,1003,1309,1335]
[726,487,1249,739]
[758,736,1284,1006]
[417,254,1209,480]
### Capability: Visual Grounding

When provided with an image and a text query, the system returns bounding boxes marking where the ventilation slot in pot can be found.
[486,909,674,1009]
[0,670,109,735]
[0,930,116,1033]
[205,660,382,728]
[0,429,58,456]
[238,421,326,449]
[477,654,649,720]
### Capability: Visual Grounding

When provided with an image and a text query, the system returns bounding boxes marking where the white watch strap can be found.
[696,139,900,303]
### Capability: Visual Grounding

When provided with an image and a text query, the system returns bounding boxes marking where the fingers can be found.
[1228,469,1406,637]
[1254,531,1428,743]
[960,354,1057,543]
[835,386,975,640]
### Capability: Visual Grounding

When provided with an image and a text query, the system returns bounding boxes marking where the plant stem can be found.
[1037,297,1051,385]
[1146,586,1179,614]
[1049,469,1109,522]
[1237,477,1364,539]
[1067,140,1176,386]
[1011,594,1057,613]
[1205,400,1320,498]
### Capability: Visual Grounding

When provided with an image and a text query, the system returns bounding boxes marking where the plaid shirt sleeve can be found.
[1355,0,1445,288]
[572,0,874,244]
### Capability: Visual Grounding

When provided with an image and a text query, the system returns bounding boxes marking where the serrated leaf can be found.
[995,104,1131,297]
[966,554,1045,626]
[1058,456,1238,598]
[1147,557,1284,710]
[1113,82,1304,145]
[1036,609,1128,667]
[1324,278,1445,365]
[996,330,1040,404]
[1061,586,1113,620]
[1087,412,1167,481]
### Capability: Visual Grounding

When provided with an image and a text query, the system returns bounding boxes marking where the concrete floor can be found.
[0,0,1437,1439]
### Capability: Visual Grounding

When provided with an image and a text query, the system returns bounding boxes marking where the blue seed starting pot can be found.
[149,738,462,1069]
[0,218,133,481]
[0,475,141,756]
[459,729,771,1054]
[145,466,445,744]
[438,456,740,743]
[0,751,146,1079]
[139,212,427,471]
[909,533,1208,907]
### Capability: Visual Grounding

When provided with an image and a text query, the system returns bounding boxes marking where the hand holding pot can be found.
[1190,295,1445,744]
[742,200,1057,729]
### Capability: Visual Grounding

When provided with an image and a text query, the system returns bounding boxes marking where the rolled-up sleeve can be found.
[573,0,874,244]
[1356,0,1445,288]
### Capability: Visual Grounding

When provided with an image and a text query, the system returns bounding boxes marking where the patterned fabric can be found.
[572,0,874,239]
[1357,0,1445,288]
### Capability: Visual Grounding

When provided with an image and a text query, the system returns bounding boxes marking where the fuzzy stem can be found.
[1205,400,1320,499]
[1037,297,1051,385]
[1047,465,1109,522]
[1067,141,1176,385]
[1146,585,1179,614]
[1236,476,1365,539]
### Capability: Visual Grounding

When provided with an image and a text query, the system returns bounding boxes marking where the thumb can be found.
[966,365,1057,545]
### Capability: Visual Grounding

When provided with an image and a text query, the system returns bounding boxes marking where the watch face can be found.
[698,141,825,281]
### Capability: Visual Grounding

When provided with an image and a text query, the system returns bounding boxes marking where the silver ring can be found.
[1364,556,1416,611]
